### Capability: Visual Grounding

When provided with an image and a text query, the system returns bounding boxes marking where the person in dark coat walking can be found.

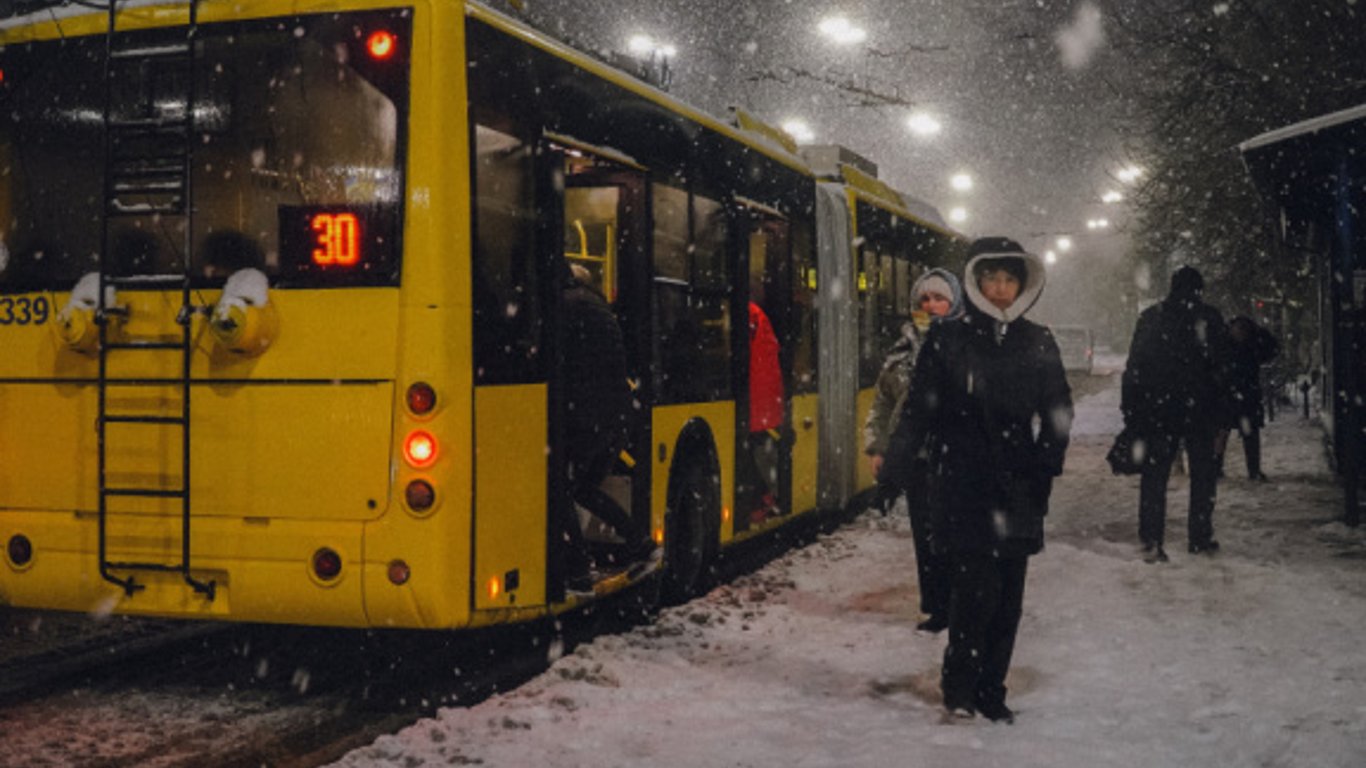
[558,264,653,590]
[1225,315,1279,480]
[1121,266,1232,563]
[884,237,1072,723]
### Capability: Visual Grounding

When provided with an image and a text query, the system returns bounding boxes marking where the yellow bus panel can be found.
[0,511,368,626]
[651,402,735,544]
[790,393,820,515]
[472,384,548,612]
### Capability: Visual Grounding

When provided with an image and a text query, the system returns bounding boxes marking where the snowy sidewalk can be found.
[331,374,1366,768]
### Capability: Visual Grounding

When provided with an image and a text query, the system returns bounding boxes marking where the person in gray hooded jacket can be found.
[865,267,964,632]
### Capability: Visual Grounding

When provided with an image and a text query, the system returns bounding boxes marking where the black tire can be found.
[662,458,717,603]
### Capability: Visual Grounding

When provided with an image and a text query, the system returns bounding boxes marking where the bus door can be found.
[547,138,653,586]
[734,202,793,531]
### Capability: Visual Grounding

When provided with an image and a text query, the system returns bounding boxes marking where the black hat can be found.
[967,236,1026,259]
[968,237,1029,285]
[1170,265,1204,297]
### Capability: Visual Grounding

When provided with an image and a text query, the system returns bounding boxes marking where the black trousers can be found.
[1238,425,1263,478]
[942,554,1029,709]
[1140,427,1217,548]
[907,495,951,618]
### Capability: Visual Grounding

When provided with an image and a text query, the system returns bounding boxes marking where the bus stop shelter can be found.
[1241,104,1366,526]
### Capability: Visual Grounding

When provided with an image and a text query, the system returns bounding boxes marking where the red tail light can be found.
[312,548,342,581]
[404,431,437,468]
[406,382,436,415]
[405,479,435,512]
[367,30,396,60]
[387,560,411,585]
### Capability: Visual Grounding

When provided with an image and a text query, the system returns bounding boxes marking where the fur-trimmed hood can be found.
[962,249,1047,324]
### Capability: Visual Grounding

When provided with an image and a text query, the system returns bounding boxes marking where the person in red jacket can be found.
[742,299,785,525]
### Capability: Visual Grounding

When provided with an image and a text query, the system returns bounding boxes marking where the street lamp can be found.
[626,34,677,89]
[1044,249,1058,265]
[1056,236,1073,252]
[1101,190,1123,203]
[1117,165,1143,183]
[951,173,973,192]
[817,16,867,45]
[907,112,942,137]
[949,207,968,224]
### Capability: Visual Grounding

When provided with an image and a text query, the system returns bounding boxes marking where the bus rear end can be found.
[0,2,442,628]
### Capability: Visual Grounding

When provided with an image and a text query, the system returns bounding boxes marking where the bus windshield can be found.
[0,9,409,293]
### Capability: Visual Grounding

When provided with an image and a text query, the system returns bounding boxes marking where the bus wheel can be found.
[663,459,717,603]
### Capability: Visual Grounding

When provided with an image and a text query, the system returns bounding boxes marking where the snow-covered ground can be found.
[331,360,1366,768]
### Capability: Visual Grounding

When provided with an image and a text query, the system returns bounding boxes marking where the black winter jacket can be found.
[561,278,631,465]
[1228,322,1279,430]
[884,303,1073,557]
[1121,295,1232,436]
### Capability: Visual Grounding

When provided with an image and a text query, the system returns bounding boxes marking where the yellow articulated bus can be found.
[0,0,962,630]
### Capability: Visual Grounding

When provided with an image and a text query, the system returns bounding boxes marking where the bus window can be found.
[691,193,733,401]
[472,124,541,384]
[858,247,881,388]
[652,183,732,404]
[0,10,408,293]
[652,184,689,282]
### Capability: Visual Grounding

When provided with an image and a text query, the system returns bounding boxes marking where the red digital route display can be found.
[310,212,362,266]
[278,204,400,287]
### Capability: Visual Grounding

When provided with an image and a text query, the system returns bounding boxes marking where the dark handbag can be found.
[1106,428,1172,475]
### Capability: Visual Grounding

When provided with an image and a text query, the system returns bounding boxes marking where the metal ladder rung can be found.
[104,561,187,572]
[109,43,192,60]
[104,340,186,350]
[107,275,186,288]
[103,415,187,425]
[108,117,191,132]
[107,200,186,216]
[104,488,187,498]
[113,179,185,193]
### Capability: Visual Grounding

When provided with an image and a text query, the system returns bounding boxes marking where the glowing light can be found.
[404,431,437,468]
[1117,165,1144,183]
[487,576,502,600]
[366,30,396,60]
[906,112,942,136]
[950,173,973,192]
[1101,190,1123,203]
[1056,236,1073,252]
[781,119,815,144]
[817,16,867,44]
[948,207,968,223]
[628,34,655,54]
[1045,250,1058,264]
[310,213,361,266]
[660,44,678,57]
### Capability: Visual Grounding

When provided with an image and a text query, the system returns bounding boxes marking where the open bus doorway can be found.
[547,139,655,592]
[734,205,793,532]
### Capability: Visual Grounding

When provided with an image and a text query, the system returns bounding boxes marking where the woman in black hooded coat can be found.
[883,237,1072,722]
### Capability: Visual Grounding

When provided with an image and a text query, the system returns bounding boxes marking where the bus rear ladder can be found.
[96,0,214,600]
